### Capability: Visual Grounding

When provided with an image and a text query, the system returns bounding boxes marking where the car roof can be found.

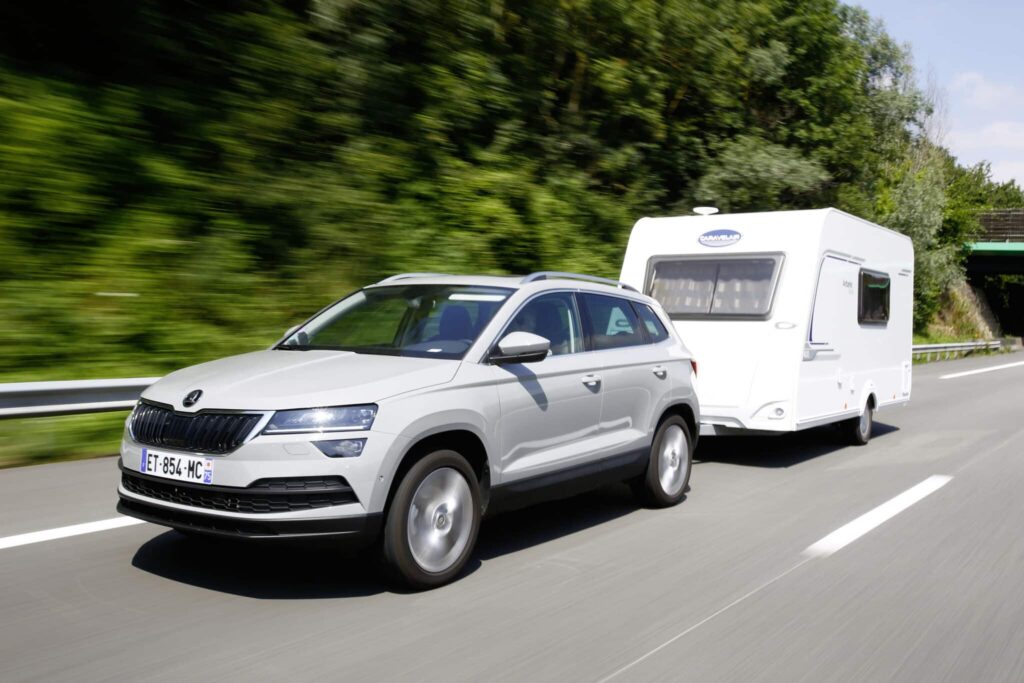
[366,274,525,289]
[365,272,649,300]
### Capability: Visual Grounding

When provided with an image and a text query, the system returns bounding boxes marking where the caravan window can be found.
[647,256,782,319]
[858,270,890,324]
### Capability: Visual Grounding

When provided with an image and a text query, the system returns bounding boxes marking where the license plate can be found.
[139,448,214,485]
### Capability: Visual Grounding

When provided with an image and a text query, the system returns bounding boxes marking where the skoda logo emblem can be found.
[183,390,203,407]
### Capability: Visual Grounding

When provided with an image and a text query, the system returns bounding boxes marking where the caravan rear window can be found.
[646,256,782,319]
[858,270,890,324]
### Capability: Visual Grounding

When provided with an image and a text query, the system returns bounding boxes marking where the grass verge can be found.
[0,412,126,469]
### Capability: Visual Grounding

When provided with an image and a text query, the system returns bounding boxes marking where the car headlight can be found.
[262,405,377,435]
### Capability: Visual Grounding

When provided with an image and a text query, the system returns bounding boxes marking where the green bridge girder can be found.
[966,242,1024,276]
[968,242,1024,255]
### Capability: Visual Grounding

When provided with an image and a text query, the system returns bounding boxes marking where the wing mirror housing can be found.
[491,331,550,364]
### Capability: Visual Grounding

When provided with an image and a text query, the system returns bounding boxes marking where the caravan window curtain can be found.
[648,256,781,319]
[648,260,718,315]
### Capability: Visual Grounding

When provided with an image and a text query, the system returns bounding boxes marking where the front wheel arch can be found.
[384,430,490,520]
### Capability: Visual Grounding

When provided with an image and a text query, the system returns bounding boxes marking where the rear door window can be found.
[580,294,646,350]
[647,256,782,319]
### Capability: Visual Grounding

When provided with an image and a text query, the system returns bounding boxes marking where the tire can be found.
[843,401,873,446]
[634,415,693,508]
[381,449,481,590]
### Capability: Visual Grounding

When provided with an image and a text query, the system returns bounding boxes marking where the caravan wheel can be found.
[844,401,874,446]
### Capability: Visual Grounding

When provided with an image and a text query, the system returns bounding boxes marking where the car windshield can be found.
[278,284,514,360]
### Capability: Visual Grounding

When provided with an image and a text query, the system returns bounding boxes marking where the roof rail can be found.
[375,273,449,284]
[520,271,638,292]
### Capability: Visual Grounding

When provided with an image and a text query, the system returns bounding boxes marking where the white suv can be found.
[118,272,699,588]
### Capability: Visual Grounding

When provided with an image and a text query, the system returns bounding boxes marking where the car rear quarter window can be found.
[580,293,646,350]
[634,303,670,342]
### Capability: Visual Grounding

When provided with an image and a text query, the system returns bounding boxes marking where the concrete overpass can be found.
[968,209,1024,335]
[968,209,1024,274]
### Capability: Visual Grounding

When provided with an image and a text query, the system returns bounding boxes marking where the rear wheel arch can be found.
[659,402,698,443]
[859,382,878,412]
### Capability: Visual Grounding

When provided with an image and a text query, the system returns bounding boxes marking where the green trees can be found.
[0,0,1020,384]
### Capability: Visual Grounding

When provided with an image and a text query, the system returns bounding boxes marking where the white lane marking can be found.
[601,475,955,680]
[0,517,145,551]
[803,475,952,558]
[597,557,813,683]
[940,360,1024,380]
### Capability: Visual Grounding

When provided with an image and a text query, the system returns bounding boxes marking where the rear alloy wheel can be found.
[382,449,481,589]
[635,415,692,508]
[844,401,874,446]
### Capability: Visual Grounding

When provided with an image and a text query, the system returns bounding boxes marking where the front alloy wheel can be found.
[382,450,481,589]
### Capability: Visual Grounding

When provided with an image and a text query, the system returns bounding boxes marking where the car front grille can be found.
[130,402,262,454]
[121,471,358,514]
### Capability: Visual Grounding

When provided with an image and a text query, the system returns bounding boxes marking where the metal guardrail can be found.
[0,340,1008,418]
[912,340,1001,361]
[0,378,158,419]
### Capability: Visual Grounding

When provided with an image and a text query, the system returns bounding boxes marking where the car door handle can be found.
[581,374,602,387]
[652,366,668,379]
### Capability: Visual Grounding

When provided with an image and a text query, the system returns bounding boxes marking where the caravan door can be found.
[799,254,859,422]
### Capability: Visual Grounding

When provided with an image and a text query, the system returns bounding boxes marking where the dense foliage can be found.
[1,0,1021,388]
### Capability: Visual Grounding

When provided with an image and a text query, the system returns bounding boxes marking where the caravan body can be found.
[619,208,913,435]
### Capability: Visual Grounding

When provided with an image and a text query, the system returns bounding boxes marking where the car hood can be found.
[142,350,461,412]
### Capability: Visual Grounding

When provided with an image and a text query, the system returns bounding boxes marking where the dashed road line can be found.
[0,517,145,551]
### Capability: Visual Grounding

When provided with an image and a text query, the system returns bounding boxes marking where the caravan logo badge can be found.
[698,229,741,247]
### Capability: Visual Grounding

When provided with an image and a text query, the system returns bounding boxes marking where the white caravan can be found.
[619,208,913,443]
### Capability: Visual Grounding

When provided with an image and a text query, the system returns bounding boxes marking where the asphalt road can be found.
[2,354,1023,682]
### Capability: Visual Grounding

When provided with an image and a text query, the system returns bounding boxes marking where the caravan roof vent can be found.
[693,206,719,216]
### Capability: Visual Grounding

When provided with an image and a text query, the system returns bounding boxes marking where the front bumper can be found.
[118,422,408,540]
[117,495,382,540]
[118,463,383,540]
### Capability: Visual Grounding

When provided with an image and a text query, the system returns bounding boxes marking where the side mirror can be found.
[283,325,300,340]
[491,331,550,364]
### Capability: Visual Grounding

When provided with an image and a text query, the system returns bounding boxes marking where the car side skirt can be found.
[486,447,649,516]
